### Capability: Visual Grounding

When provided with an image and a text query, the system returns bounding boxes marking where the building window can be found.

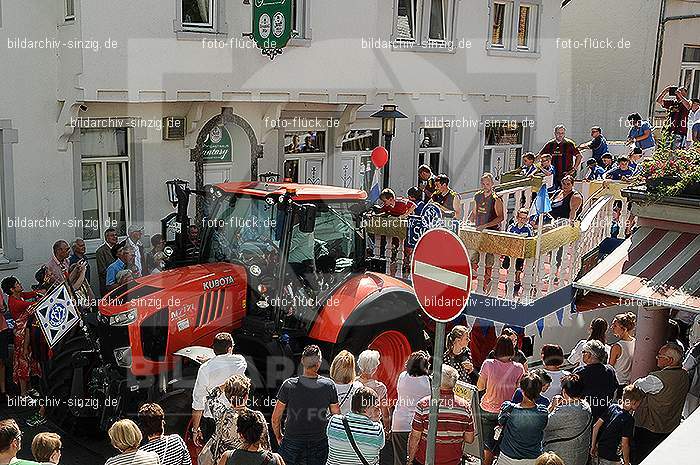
[339,130,380,190]
[482,120,526,180]
[488,0,539,53]
[283,131,326,184]
[418,127,444,177]
[181,0,215,31]
[680,46,700,100]
[80,129,130,240]
[291,0,311,40]
[393,0,456,47]
[65,0,75,20]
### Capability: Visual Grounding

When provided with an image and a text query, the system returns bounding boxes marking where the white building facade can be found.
[1,0,564,284]
[557,0,700,143]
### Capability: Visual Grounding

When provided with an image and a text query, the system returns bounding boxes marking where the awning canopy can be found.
[574,227,700,313]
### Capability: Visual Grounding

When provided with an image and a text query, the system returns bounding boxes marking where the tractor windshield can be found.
[201,195,280,263]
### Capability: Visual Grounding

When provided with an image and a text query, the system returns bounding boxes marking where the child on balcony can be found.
[585,158,605,181]
[502,208,534,294]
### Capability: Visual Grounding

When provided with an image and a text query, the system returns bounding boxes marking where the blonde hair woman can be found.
[609,312,636,390]
[105,419,159,465]
[330,350,362,415]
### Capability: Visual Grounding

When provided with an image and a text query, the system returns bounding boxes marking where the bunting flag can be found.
[556,307,565,326]
[465,315,477,331]
[536,318,545,337]
[34,283,80,348]
[368,169,381,202]
[480,319,492,337]
[494,321,505,337]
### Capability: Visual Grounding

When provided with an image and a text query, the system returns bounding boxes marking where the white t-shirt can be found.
[391,371,431,432]
[335,380,363,415]
[191,353,248,417]
[542,368,570,400]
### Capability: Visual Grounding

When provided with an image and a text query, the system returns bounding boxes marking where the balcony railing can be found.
[366,178,630,303]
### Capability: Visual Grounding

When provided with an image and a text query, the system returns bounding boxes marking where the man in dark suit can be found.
[96,228,118,297]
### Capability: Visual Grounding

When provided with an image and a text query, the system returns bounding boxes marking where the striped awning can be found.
[574,227,700,313]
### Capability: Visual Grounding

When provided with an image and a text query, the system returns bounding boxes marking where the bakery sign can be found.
[252,0,292,59]
[202,126,232,164]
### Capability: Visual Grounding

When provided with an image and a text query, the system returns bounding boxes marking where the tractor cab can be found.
[164,181,375,339]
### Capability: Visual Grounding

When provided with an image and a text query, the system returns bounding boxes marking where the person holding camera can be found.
[656,85,692,149]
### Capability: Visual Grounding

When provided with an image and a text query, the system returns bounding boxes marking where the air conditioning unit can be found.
[162,117,186,140]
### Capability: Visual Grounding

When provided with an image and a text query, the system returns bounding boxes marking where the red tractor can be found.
[43,181,425,436]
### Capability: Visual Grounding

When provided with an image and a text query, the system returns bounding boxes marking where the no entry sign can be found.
[411,228,472,322]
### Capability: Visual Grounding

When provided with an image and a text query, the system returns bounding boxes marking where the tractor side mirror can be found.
[298,204,317,233]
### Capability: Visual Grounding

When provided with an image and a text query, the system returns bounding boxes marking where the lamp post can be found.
[371,104,407,187]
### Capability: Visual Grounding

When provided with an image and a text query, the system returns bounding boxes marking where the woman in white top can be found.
[105,419,159,465]
[330,350,363,415]
[540,344,569,400]
[391,351,431,465]
[568,318,610,368]
[609,312,636,390]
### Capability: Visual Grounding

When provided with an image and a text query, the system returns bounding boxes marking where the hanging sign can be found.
[252,0,293,59]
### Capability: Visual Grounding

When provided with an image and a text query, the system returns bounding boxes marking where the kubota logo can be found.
[203,276,234,290]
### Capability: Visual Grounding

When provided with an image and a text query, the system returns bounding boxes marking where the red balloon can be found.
[371,146,389,169]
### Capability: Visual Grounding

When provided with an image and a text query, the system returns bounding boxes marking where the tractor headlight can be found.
[113,347,132,368]
[109,308,138,326]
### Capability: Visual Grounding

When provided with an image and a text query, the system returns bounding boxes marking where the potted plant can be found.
[641,134,700,201]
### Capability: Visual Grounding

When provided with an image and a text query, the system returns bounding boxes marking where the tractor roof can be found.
[215,182,368,201]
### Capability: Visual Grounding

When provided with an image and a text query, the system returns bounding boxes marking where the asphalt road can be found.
[0,400,114,465]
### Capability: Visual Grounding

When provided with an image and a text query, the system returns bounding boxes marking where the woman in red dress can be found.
[0,276,44,396]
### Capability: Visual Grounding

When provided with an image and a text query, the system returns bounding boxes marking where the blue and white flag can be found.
[529,184,552,217]
[34,283,80,348]
[368,168,381,203]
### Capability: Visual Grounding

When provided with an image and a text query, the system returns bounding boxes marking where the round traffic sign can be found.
[411,228,472,322]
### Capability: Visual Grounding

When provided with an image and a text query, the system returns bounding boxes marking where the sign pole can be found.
[425,321,445,465]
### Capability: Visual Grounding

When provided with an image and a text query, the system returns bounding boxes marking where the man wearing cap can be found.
[126,225,146,277]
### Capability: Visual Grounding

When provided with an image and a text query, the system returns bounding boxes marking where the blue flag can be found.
[368,169,381,202]
[529,184,552,217]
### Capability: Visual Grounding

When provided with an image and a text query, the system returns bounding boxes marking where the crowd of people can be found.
[0,226,167,428]
[0,310,683,465]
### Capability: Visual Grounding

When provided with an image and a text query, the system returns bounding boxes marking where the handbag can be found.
[198,431,222,465]
[342,417,371,465]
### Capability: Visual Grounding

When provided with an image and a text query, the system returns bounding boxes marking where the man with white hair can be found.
[631,343,690,465]
[573,340,618,420]
[407,365,474,465]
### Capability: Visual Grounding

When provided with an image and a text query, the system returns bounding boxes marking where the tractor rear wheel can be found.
[339,312,425,400]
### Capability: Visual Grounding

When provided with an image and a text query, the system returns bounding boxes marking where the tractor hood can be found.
[99,262,244,317]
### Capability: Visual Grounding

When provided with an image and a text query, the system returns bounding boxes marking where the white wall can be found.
[557,0,661,143]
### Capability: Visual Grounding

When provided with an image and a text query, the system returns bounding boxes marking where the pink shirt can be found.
[479,359,525,413]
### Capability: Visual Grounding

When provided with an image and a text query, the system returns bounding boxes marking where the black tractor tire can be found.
[41,327,101,435]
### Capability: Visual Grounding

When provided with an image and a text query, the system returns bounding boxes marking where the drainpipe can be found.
[648,1,700,117]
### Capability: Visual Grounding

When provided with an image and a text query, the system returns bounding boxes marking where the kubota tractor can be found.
[43,181,425,436]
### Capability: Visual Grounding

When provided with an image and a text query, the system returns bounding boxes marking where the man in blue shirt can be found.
[105,245,134,289]
[629,147,644,175]
[605,157,635,181]
[585,158,605,180]
[579,126,609,165]
[627,113,656,157]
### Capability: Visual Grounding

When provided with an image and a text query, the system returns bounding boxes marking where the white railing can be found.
[367,179,630,302]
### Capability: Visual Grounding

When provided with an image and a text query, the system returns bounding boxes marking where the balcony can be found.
[366,177,630,306]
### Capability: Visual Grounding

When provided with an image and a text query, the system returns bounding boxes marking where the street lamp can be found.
[166,179,189,207]
[371,104,407,187]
